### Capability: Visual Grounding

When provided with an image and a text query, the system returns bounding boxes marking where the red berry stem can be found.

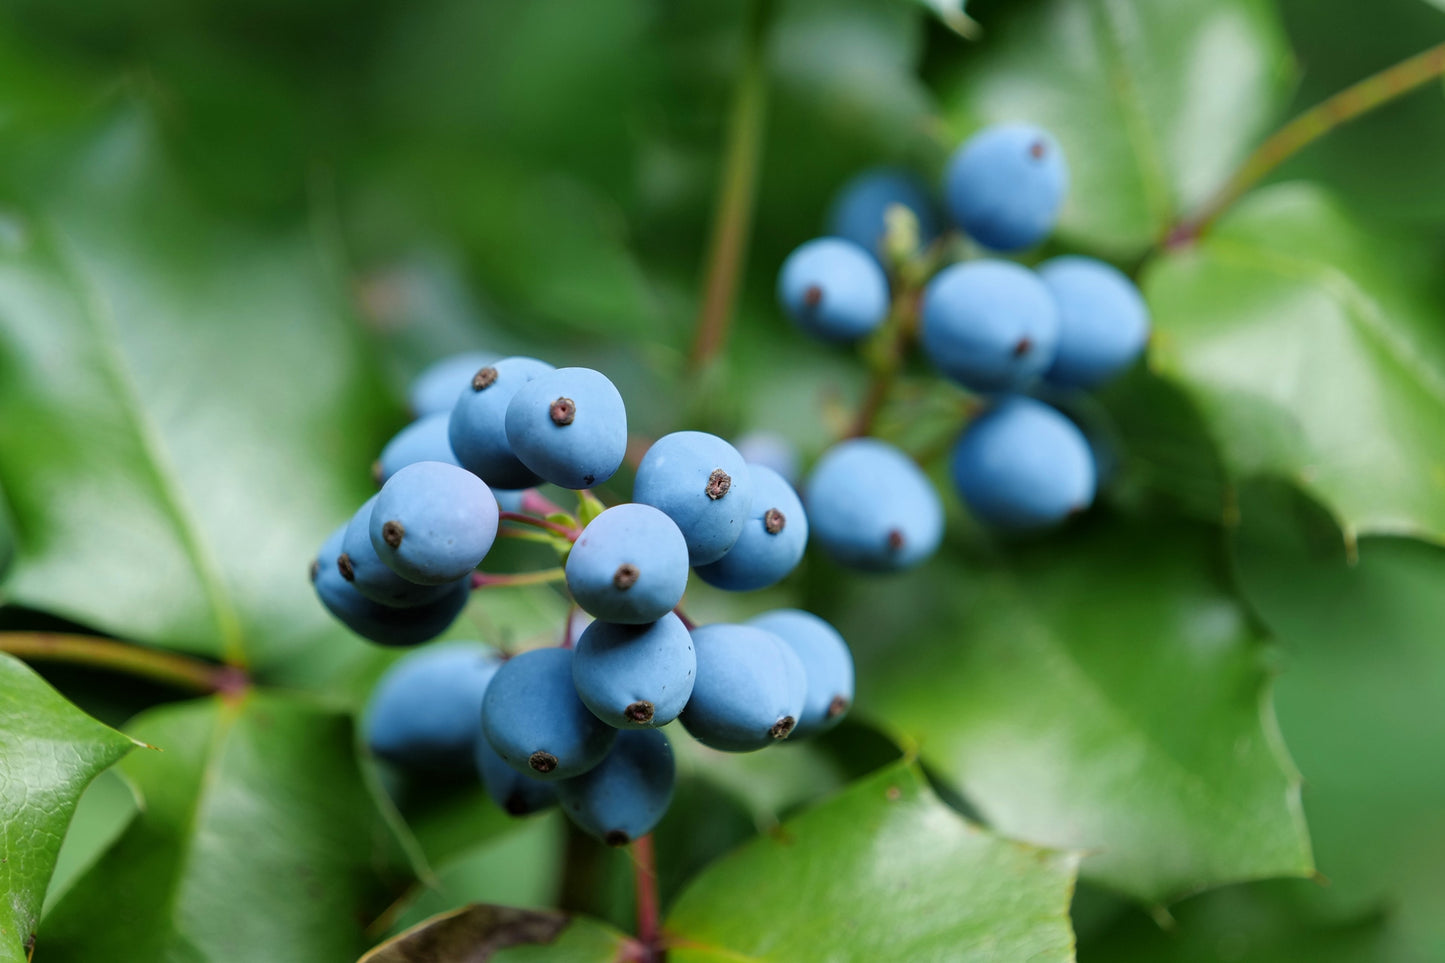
[632,834,664,962]
[470,568,567,590]
[497,511,580,542]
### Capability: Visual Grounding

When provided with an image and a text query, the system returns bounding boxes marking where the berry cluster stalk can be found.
[0,631,247,694]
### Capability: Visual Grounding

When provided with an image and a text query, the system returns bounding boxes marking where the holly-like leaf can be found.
[665,762,1080,963]
[0,654,136,963]
[1145,184,1445,543]
[844,517,1312,904]
[39,691,418,962]
[937,0,1294,255]
[359,905,631,963]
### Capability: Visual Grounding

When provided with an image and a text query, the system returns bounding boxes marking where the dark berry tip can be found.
[827,694,850,719]
[337,553,355,581]
[886,528,906,551]
[550,397,576,426]
[472,366,499,391]
[381,520,404,548]
[528,751,558,774]
[613,563,640,590]
[706,468,732,500]
[624,701,655,723]
[604,830,630,847]
[1029,140,1046,160]
[370,461,385,487]
[763,508,786,534]
[769,716,796,740]
[802,284,824,308]
[1013,337,1033,358]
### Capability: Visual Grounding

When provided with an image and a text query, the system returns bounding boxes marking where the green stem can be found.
[0,631,246,694]
[1171,41,1445,244]
[470,568,567,589]
[849,286,923,439]
[687,0,777,370]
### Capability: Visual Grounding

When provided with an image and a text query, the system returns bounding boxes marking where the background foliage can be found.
[0,0,1442,960]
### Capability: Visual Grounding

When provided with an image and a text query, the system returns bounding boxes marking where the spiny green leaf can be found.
[0,654,136,962]
[666,762,1080,963]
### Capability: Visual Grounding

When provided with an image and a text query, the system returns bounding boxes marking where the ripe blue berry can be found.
[747,610,853,738]
[827,167,940,259]
[364,642,500,770]
[504,367,627,490]
[951,396,1096,530]
[476,734,558,816]
[571,614,696,728]
[733,431,798,485]
[374,412,460,486]
[777,238,890,342]
[944,123,1068,251]
[556,729,675,846]
[694,465,808,592]
[313,525,470,647]
[339,497,459,607]
[680,624,806,752]
[481,647,616,779]
[408,351,497,418]
[921,260,1059,393]
[370,461,499,585]
[448,356,555,489]
[565,504,689,624]
[633,431,753,565]
[1039,256,1150,389]
[804,439,942,572]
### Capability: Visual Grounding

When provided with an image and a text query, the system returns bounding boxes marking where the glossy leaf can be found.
[0,654,136,963]
[666,762,1080,963]
[847,518,1312,903]
[39,692,418,962]
[938,0,1294,254]
[1145,184,1445,543]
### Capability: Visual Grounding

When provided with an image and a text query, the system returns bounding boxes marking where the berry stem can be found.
[849,285,922,439]
[470,568,567,589]
[497,511,580,542]
[672,607,697,631]
[1170,40,1445,246]
[0,631,247,694]
[687,0,778,370]
[520,489,566,517]
[632,834,664,961]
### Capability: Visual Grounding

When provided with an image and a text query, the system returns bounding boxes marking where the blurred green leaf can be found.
[938,0,1294,255]
[41,691,418,962]
[1145,184,1445,543]
[0,653,136,963]
[360,904,631,963]
[846,517,1312,903]
[0,106,392,668]
[666,762,1080,963]
[41,768,141,916]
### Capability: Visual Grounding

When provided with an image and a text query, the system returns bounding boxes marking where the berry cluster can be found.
[779,123,1150,556]
[312,355,854,845]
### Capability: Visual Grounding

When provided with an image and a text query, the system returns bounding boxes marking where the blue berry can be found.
[1039,256,1150,389]
[633,431,753,565]
[694,465,808,592]
[448,356,555,489]
[680,624,806,752]
[364,642,499,770]
[313,525,470,646]
[733,431,798,485]
[944,123,1068,251]
[747,610,853,738]
[571,613,695,728]
[370,461,499,585]
[827,167,940,259]
[374,413,460,486]
[804,439,942,572]
[951,396,1096,530]
[339,497,458,607]
[556,729,675,846]
[476,734,558,816]
[777,238,890,342]
[481,647,616,779]
[408,351,497,418]
[565,504,690,624]
[921,260,1059,393]
[504,367,627,490]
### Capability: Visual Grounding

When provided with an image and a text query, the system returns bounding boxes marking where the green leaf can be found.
[1144,184,1445,543]
[937,0,1294,254]
[360,905,631,963]
[40,691,418,962]
[0,106,390,667]
[0,654,136,963]
[665,762,1080,963]
[849,517,1313,904]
